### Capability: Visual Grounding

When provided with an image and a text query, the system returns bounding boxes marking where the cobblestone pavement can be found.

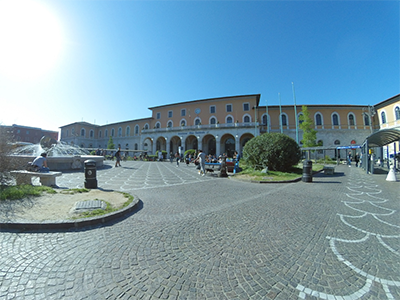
[0,161,399,300]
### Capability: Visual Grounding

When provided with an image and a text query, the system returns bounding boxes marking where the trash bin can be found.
[302,160,313,183]
[84,159,97,189]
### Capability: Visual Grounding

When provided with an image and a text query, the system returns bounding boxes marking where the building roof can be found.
[365,126,400,147]
[373,94,400,109]
[148,94,261,110]
[59,121,98,128]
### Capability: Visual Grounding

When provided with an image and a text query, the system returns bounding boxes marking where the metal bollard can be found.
[84,159,98,189]
[302,160,313,183]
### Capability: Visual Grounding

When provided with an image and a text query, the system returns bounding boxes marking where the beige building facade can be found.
[371,94,400,161]
[59,94,387,159]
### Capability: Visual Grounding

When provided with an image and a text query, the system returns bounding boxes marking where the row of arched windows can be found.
[72,111,373,139]
[381,106,400,124]
[161,112,368,128]
[95,124,144,139]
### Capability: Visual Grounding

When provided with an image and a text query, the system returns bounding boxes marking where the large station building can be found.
[59,94,399,160]
[61,94,400,162]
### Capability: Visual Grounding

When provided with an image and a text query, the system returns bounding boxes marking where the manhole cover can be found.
[75,200,107,210]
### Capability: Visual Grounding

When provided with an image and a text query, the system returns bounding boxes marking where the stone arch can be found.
[185,135,198,152]
[156,136,166,152]
[142,137,153,153]
[201,134,216,155]
[239,133,254,154]
[221,133,236,157]
[169,135,182,155]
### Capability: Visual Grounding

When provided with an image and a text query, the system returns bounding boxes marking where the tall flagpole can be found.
[266,98,269,133]
[279,93,283,133]
[254,105,257,136]
[292,82,299,144]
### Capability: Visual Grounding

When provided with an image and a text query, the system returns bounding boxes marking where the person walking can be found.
[115,147,122,167]
[347,151,352,167]
[196,149,206,176]
[175,151,180,167]
[354,153,360,167]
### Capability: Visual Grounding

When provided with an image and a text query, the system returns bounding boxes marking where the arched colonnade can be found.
[142,132,254,158]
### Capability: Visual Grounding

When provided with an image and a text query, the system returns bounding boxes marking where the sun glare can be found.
[0,0,63,80]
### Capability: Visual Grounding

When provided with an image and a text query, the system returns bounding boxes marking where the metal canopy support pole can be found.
[365,140,369,174]
[292,82,299,144]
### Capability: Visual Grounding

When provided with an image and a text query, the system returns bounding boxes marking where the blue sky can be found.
[0,0,398,133]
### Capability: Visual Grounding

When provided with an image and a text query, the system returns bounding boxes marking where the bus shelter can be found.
[361,127,400,174]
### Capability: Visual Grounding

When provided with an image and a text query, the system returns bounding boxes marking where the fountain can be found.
[10,136,104,171]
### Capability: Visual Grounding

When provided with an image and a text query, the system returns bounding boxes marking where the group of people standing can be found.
[347,151,361,167]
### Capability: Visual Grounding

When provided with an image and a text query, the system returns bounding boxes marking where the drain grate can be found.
[75,200,107,210]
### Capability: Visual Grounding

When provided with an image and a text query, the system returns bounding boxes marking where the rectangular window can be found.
[226,104,232,113]
[210,106,216,114]
[156,112,161,119]
[243,103,249,111]
[168,110,173,118]
[181,109,186,117]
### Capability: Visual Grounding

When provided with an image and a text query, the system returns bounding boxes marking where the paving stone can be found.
[0,162,399,299]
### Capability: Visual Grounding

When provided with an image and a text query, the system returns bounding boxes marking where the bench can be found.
[204,162,221,173]
[323,166,335,175]
[10,170,62,187]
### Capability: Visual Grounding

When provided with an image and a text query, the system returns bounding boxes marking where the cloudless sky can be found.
[0,0,398,134]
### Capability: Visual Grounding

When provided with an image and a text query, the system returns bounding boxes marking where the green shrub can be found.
[242,133,301,172]
[184,149,196,157]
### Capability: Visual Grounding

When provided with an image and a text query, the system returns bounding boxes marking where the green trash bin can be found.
[84,160,98,189]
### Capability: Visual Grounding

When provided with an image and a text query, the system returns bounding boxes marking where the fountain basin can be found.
[10,155,104,171]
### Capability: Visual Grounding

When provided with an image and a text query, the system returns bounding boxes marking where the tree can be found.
[0,126,18,185]
[242,133,301,172]
[299,105,318,148]
[107,136,115,150]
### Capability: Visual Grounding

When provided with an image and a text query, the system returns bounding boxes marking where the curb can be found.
[229,169,324,183]
[0,198,140,232]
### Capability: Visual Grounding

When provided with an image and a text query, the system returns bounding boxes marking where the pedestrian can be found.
[233,151,240,173]
[158,151,163,162]
[348,151,352,167]
[354,153,360,167]
[175,151,180,167]
[170,152,173,163]
[196,149,206,176]
[30,152,50,172]
[115,147,122,167]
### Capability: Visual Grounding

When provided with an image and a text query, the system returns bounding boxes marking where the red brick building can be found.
[1,124,58,144]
